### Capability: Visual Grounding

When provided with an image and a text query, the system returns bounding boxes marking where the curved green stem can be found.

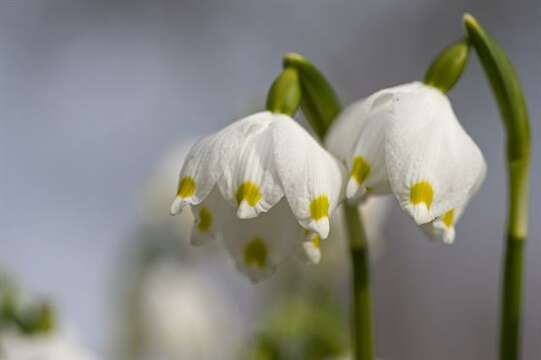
[282,53,374,360]
[464,14,531,360]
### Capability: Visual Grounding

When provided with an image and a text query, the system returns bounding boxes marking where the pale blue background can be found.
[0,1,539,359]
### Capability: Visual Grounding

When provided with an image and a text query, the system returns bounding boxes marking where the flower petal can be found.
[300,232,322,264]
[422,159,486,243]
[325,82,423,165]
[217,113,284,219]
[189,187,224,246]
[272,120,346,239]
[171,112,271,214]
[346,106,392,199]
[326,82,425,200]
[219,199,301,283]
[421,208,459,244]
[385,84,486,224]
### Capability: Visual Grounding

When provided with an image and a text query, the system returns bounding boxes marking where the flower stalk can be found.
[344,204,374,360]
[284,53,374,360]
[464,14,530,360]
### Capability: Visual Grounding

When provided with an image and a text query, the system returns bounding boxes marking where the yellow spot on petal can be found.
[310,195,330,221]
[177,177,196,199]
[236,182,262,207]
[312,235,321,249]
[197,207,212,232]
[243,237,267,268]
[441,209,455,228]
[410,181,434,209]
[351,156,371,185]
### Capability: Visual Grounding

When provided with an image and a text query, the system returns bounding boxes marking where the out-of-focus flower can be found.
[139,260,239,360]
[326,82,486,243]
[241,297,348,360]
[0,330,98,360]
[0,275,98,360]
[170,111,345,281]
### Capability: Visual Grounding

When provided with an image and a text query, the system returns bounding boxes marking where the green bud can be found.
[265,67,301,117]
[424,39,470,93]
[283,53,341,140]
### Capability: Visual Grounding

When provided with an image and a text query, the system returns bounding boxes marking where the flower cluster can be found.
[171,82,486,281]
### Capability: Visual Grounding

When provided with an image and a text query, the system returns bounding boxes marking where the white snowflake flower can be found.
[170,111,345,281]
[326,82,486,243]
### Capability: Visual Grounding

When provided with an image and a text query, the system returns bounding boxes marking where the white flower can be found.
[140,261,239,360]
[326,82,486,244]
[0,330,98,360]
[170,111,345,281]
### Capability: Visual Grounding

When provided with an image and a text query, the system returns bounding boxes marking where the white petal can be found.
[219,199,301,283]
[346,105,392,198]
[189,187,224,246]
[422,162,486,244]
[433,219,456,244]
[421,207,460,244]
[272,120,346,239]
[172,112,271,214]
[169,196,185,215]
[300,232,322,264]
[385,84,486,224]
[325,82,423,164]
[217,113,284,219]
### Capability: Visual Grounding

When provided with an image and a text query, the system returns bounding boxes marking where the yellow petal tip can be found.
[236,182,262,208]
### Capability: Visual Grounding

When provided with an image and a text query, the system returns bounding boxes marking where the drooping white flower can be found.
[170,111,345,281]
[326,82,486,243]
[0,330,98,360]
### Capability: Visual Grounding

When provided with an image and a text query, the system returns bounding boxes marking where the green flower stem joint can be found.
[283,52,374,360]
[463,14,531,360]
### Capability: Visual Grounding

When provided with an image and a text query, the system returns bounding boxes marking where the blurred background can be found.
[0,0,539,359]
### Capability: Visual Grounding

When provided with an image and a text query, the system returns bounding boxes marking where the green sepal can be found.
[265,67,302,117]
[424,39,470,93]
[283,53,341,140]
[463,13,530,162]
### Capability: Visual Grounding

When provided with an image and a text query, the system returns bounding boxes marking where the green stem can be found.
[500,236,525,360]
[282,53,375,360]
[500,160,529,360]
[344,204,374,360]
[464,14,531,360]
